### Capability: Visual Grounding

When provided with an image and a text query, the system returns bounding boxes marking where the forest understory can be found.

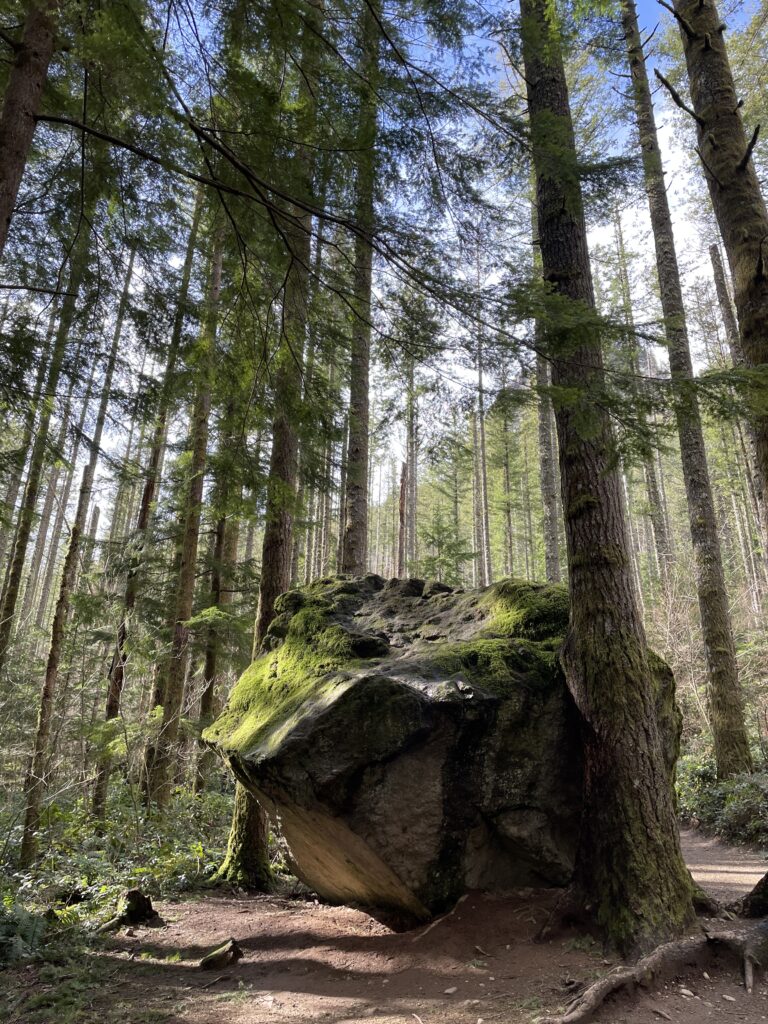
[4,0,768,1017]
[0,830,766,1024]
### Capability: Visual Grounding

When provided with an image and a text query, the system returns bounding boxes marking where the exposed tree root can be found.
[535,922,768,1024]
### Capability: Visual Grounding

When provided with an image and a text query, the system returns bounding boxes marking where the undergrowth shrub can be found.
[677,752,768,848]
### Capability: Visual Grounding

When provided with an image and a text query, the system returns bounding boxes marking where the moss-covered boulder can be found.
[205,575,678,922]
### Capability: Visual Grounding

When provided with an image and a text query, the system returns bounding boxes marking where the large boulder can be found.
[205,575,679,923]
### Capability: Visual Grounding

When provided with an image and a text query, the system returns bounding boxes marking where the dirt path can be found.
[2,830,767,1024]
[680,827,767,903]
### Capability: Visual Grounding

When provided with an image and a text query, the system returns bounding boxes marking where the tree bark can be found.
[709,241,768,554]
[622,0,752,778]
[0,0,58,259]
[19,249,133,866]
[520,0,694,954]
[341,1,379,575]
[669,0,768,572]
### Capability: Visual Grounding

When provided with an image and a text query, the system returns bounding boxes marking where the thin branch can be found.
[737,123,760,172]
[653,68,705,126]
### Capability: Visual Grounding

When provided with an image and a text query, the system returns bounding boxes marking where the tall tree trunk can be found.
[233,5,322,888]
[532,203,562,582]
[0,0,57,259]
[0,213,92,674]
[521,0,693,953]
[195,406,240,794]
[18,249,133,866]
[397,460,407,577]
[668,0,768,565]
[709,241,767,553]
[92,198,202,819]
[622,0,752,778]
[0,305,57,571]
[341,0,379,575]
[476,337,492,585]
[146,232,220,808]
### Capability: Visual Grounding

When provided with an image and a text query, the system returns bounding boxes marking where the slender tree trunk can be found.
[521,0,693,953]
[341,1,379,575]
[622,0,752,778]
[92,199,202,819]
[0,214,92,674]
[710,241,768,553]
[476,338,492,585]
[35,346,98,631]
[669,0,768,562]
[146,233,220,808]
[0,305,57,571]
[397,461,407,577]
[236,6,322,887]
[0,0,57,259]
[532,203,562,583]
[19,250,133,865]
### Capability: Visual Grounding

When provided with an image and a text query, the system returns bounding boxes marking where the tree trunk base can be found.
[537,921,768,1024]
[214,783,273,892]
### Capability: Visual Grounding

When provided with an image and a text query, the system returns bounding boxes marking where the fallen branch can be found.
[198,938,244,970]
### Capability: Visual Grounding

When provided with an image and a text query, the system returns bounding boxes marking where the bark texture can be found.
[0,0,57,258]
[521,0,694,953]
[341,0,379,575]
[622,0,752,778]
[670,0,768,572]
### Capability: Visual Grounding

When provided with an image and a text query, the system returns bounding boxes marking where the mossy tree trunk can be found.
[215,781,272,889]
[622,0,752,779]
[669,0,768,571]
[520,0,694,954]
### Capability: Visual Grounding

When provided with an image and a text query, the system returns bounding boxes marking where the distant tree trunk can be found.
[195,408,240,794]
[146,232,221,808]
[521,0,694,953]
[397,460,407,577]
[0,0,57,259]
[622,0,752,778]
[233,4,322,888]
[501,413,515,577]
[0,213,92,675]
[670,0,768,572]
[93,198,202,819]
[214,779,272,889]
[709,241,767,553]
[405,359,418,571]
[613,211,672,587]
[532,203,562,583]
[476,337,492,585]
[0,305,56,572]
[341,1,379,576]
[19,249,133,866]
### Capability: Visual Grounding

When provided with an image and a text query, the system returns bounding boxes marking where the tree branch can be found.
[653,69,705,126]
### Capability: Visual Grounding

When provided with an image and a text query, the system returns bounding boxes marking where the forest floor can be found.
[2,828,767,1024]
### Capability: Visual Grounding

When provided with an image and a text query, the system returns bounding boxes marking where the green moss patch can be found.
[203,598,359,757]
[432,637,561,697]
[481,578,569,642]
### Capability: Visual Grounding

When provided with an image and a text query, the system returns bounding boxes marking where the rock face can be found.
[205,575,679,923]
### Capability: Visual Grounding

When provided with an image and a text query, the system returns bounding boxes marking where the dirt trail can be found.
[680,827,767,903]
[3,829,767,1024]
